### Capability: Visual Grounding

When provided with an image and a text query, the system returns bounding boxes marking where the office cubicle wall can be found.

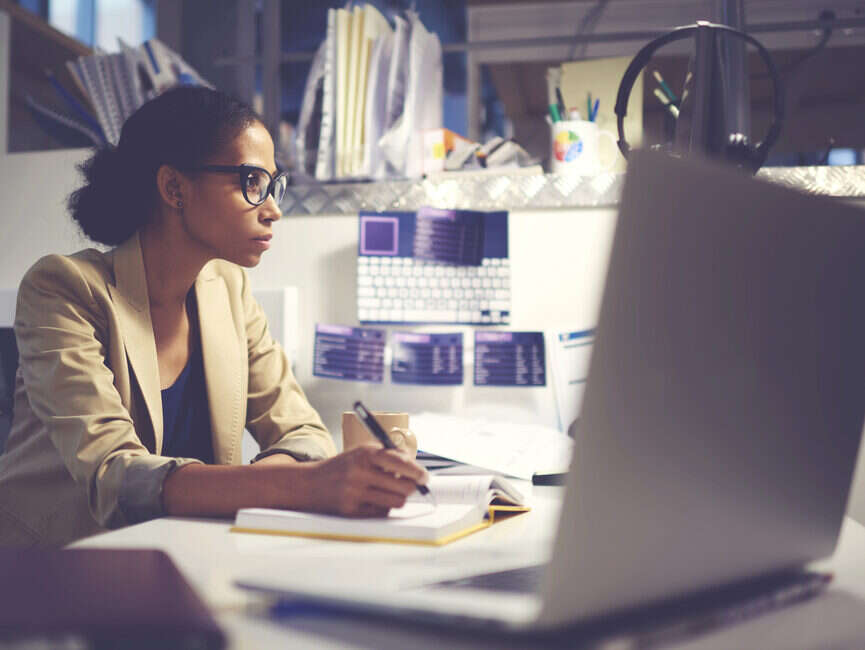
[245,207,618,441]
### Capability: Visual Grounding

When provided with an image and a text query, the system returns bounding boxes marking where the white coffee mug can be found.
[550,120,617,176]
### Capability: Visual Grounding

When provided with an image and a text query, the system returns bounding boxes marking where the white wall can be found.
[0,149,93,271]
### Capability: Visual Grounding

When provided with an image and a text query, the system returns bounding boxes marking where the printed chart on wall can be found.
[313,324,386,383]
[474,332,546,387]
[356,209,510,325]
[391,332,463,385]
[550,328,595,433]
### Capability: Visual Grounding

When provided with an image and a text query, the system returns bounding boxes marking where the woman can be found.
[0,86,427,546]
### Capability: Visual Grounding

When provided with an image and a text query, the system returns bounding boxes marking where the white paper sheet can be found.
[411,413,573,480]
[549,328,595,434]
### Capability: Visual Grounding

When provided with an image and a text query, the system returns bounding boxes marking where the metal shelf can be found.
[280,165,865,216]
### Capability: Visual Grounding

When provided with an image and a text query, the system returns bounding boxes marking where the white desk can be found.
[71,487,865,649]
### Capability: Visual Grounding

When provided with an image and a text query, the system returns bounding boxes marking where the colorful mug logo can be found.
[554,129,583,162]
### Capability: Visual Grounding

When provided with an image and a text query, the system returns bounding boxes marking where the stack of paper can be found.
[411,413,573,481]
[299,6,442,181]
[65,39,211,146]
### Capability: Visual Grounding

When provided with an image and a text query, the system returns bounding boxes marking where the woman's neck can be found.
[139,220,211,309]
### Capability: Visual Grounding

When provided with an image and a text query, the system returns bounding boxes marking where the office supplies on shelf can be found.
[316,8,338,179]
[411,412,572,480]
[590,97,600,122]
[22,93,103,147]
[300,5,444,181]
[559,56,641,173]
[545,66,562,121]
[343,5,363,177]
[349,4,390,175]
[44,69,105,142]
[652,68,678,103]
[234,149,865,636]
[378,9,443,179]
[232,474,528,546]
[653,87,680,119]
[0,548,225,648]
[363,24,393,178]
[356,210,510,325]
[550,328,594,433]
[64,38,209,145]
[555,86,566,118]
[474,331,546,387]
[352,400,431,497]
[313,324,385,383]
[335,8,350,177]
[550,119,617,175]
[391,332,463,385]
[383,14,410,139]
[296,28,327,178]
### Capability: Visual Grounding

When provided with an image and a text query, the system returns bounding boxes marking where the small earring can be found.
[176,200,183,209]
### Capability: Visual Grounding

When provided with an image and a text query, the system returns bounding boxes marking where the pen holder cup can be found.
[550,120,617,176]
[341,411,418,458]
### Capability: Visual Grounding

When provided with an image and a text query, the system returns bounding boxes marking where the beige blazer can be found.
[0,233,335,547]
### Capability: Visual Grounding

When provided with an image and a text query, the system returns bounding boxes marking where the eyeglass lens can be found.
[244,169,287,205]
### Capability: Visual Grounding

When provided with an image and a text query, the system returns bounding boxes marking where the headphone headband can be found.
[615,21,784,171]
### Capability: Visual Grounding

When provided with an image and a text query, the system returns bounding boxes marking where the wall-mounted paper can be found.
[313,324,385,383]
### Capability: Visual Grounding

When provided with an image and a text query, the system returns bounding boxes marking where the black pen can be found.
[352,401,431,497]
[555,86,567,120]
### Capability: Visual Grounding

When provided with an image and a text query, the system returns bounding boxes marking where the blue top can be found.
[160,345,214,464]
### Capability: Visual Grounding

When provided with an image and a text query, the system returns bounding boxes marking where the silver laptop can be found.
[237,150,865,633]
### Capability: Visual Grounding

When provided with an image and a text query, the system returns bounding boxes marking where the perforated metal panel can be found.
[279,165,865,216]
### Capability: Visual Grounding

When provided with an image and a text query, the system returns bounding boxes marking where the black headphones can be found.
[614,21,785,174]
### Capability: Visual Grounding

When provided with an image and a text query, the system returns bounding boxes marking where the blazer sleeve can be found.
[14,255,202,529]
[240,270,336,461]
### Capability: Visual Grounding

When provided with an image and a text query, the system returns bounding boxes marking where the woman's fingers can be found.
[367,448,429,485]
[361,467,418,498]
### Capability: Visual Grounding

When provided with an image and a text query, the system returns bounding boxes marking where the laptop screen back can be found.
[539,151,865,626]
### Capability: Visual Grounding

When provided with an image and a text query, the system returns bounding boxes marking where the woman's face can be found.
[181,121,282,267]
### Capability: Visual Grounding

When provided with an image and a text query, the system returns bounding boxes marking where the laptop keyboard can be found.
[433,564,546,594]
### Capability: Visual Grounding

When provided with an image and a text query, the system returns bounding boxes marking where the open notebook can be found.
[231,475,529,546]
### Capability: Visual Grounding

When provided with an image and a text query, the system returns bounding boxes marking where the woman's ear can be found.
[156,165,187,210]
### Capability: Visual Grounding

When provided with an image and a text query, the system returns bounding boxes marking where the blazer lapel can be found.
[195,267,243,465]
[108,233,164,451]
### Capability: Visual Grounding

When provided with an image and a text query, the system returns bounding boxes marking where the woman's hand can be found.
[300,445,429,517]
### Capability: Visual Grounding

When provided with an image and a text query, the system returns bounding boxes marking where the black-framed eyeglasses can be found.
[187,164,289,207]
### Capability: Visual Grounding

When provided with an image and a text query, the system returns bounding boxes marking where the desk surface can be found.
[71,486,865,649]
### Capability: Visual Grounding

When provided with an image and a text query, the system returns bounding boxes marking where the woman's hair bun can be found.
[67,86,262,247]
[68,144,147,246]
